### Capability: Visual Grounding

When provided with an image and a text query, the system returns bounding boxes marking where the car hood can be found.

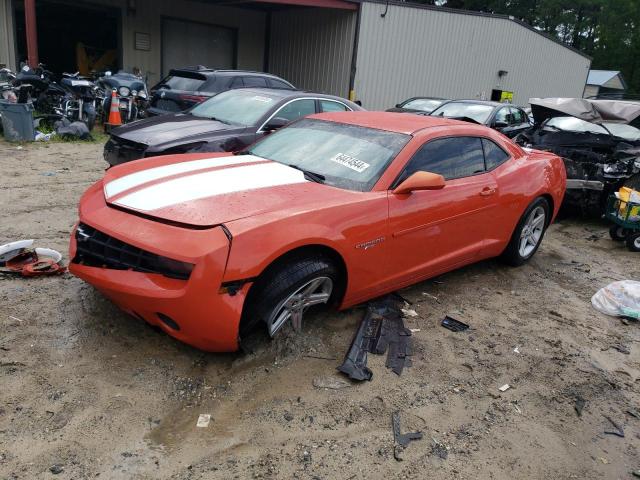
[530,98,640,125]
[102,153,355,227]
[111,114,245,146]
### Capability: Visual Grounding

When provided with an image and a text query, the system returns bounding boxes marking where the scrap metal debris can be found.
[603,415,625,438]
[392,411,422,460]
[338,296,413,381]
[441,316,469,332]
[498,384,511,392]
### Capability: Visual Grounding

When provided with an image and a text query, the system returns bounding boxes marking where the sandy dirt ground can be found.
[1,138,639,480]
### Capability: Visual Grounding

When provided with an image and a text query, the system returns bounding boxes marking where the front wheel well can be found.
[539,193,554,226]
[239,244,348,334]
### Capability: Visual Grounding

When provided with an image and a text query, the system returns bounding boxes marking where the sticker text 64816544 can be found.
[330,153,370,173]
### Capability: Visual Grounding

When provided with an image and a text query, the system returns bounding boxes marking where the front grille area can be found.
[72,223,192,280]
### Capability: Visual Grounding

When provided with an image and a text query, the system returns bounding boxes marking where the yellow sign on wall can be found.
[500,90,514,102]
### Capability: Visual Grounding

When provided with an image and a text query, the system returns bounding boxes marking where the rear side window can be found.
[243,76,268,87]
[268,78,292,89]
[482,138,510,170]
[320,100,348,112]
[273,99,316,122]
[229,77,243,88]
[399,137,485,182]
[158,75,206,91]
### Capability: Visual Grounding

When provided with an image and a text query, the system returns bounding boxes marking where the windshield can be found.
[190,89,277,126]
[602,122,640,141]
[401,98,444,112]
[246,118,410,192]
[430,102,494,124]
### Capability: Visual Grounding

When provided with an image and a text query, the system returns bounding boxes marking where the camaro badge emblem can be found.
[355,237,385,250]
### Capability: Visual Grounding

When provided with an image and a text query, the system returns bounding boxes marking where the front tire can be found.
[501,197,550,266]
[245,256,339,337]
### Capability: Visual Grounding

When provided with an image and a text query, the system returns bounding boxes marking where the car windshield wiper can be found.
[286,164,325,184]
[208,116,230,125]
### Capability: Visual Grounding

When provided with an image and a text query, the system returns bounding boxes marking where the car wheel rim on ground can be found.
[519,206,546,257]
[267,276,333,336]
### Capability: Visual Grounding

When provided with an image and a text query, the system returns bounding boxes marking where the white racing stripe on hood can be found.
[104,155,264,199]
[114,161,307,212]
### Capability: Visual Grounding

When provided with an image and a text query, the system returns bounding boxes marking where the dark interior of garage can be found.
[14,0,121,76]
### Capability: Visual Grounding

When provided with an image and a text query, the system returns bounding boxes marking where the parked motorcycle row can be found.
[0,63,149,131]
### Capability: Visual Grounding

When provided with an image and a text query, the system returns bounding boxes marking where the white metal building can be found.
[0,0,591,109]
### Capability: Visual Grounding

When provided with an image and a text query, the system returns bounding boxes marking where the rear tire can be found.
[243,255,339,337]
[609,225,628,242]
[501,197,550,266]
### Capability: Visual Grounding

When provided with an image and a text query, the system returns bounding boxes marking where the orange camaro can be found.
[70,112,566,352]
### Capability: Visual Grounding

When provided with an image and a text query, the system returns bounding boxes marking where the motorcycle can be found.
[13,64,97,130]
[96,71,149,124]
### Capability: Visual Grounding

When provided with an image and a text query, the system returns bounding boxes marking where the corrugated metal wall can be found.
[354,2,592,109]
[0,0,16,69]
[269,8,357,97]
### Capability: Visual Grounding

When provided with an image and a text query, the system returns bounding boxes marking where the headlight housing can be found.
[118,86,130,97]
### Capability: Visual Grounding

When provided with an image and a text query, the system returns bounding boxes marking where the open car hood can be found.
[530,98,640,125]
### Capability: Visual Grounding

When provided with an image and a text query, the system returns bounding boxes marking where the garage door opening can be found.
[161,18,237,76]
[14,0,120,75]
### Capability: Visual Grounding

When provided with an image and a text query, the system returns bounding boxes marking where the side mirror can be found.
[263,117,289,132]
[395,103,402,108]
[393,171,445,195]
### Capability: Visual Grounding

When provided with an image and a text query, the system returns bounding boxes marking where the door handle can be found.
[480,187,496,196]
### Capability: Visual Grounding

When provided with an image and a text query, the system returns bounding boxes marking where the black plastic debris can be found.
[338,296,413,381]
[441,316,469,332]
[392,411,422,461]
[603,415,625,438]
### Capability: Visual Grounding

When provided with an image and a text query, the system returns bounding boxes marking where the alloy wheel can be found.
[518,206,546,258]
[266,276,333,336]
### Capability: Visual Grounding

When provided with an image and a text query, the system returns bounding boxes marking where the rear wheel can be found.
[245,255,339,337]
[626,232,640,252]
[609,225,628,242]
[501,197,550,266]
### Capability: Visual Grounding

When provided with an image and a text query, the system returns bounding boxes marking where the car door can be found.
[386,136,499,287]
[508,107,531,136]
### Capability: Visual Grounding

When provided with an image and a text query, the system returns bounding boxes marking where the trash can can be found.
[0,100,35,142]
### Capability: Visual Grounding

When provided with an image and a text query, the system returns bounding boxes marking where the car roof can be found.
[438,99,517,108]
[308,111,470,135]
[169,67,286,79]
[404,96,447,101]
[227,87,357,103]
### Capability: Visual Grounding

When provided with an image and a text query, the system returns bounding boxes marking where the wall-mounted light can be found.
[498,70,509,78]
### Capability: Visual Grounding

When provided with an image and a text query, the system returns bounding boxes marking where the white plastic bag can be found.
[591,280,640,319]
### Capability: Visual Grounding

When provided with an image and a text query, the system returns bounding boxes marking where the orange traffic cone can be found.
[104,89,122,132]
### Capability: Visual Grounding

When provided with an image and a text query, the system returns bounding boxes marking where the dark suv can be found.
[147,66,295,116]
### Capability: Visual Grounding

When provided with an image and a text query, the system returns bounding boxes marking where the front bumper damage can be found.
[69,181,247,352]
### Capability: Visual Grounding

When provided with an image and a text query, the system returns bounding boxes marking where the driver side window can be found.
[273,99,317,122]
[494,107,511,125]
[397,136,485,184]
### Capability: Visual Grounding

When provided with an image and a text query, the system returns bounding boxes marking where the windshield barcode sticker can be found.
[330,153,370,173]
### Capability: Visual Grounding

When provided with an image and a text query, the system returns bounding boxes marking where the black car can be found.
[430,100,531,138]
[147,66,295,116]
[104,88,362,167]
[386,96,446,114]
